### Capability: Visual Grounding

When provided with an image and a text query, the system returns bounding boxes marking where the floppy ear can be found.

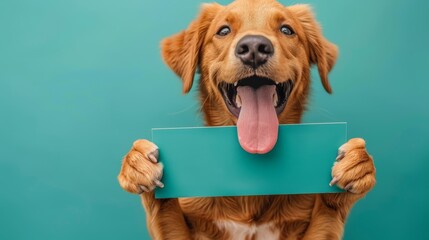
[288,4,338,93]
[161,3,222,94]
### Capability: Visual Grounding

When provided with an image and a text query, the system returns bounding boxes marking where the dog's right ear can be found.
[161,3,222,94]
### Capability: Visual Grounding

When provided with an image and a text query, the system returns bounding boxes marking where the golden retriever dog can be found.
[118,0,376,239]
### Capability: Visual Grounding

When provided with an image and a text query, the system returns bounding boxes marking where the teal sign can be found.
[153,123,346,198]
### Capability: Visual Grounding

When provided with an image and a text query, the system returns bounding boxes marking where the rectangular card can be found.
[152,123,346,198]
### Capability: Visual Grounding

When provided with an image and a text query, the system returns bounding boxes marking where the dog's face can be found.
[162,0,337,154]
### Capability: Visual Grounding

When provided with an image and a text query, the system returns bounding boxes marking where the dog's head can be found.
[161,0,338,154]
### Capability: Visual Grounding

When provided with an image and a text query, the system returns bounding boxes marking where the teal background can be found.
[0,0,427,239]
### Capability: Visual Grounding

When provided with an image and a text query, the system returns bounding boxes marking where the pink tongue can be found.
[236,85,279,154]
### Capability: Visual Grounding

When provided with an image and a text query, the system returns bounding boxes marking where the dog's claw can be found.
[344,183,354,193]
[152,149,159,159]
[147,149,159,163]
[154,180,164,188]
[140,185,150,193]
[329,176,340,187]
[336,151,345,161]
[148,154,157,163]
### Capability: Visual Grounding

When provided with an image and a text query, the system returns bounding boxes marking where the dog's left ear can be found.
[161,3,223,94]
[288,4,338,93]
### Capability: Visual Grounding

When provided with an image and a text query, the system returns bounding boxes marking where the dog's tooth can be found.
[273,92,278,106]
[236,95,242,108]
[234,82,238,87]
[275,81,280,85]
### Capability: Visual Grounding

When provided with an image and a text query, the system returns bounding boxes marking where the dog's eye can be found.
[216,26,231,36]
[280,25,295,36]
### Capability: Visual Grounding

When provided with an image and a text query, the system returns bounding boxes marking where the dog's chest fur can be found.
[216,220,280,240]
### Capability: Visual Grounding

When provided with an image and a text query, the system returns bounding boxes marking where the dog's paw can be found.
[118,139,164,194]
[329,138,376,194]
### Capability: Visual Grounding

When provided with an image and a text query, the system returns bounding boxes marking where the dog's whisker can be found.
[166,103,200,116]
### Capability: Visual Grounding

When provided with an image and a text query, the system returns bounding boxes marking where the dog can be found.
[118,0,376,239]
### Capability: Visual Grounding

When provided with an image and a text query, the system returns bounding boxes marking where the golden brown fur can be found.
[118,1,376,239]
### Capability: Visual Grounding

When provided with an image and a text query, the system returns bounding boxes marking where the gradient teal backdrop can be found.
[0,0,428,239]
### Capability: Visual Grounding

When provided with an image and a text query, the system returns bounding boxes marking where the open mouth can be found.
[219,76,294,154]
[219,76,294,118]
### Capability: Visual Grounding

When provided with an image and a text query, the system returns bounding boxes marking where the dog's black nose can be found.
[235,35,274,69]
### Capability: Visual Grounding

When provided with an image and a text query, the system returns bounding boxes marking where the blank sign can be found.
[153,123,346,199]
